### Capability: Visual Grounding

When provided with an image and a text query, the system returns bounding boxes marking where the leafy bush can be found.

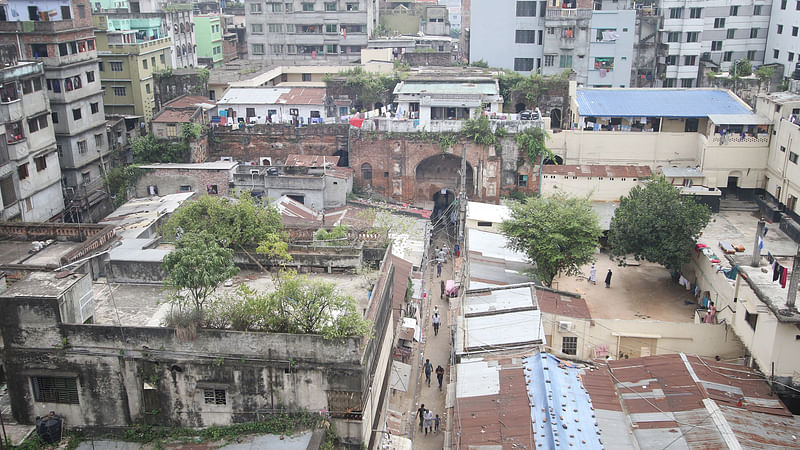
[462,114,496,146]
[314,224,349,246]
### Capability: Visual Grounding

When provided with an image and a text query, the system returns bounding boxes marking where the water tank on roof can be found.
[35,414,63,445]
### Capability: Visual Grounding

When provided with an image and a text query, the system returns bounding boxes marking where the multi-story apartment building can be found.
[470,0,545,73]
[585,7,635,87]
[657,0,771,88]
[193,14,224,68]
[245,0,377,63]
[764,0,800,78]
[540,0,593,81]
[0,0,113,222]
[0,61,65,222]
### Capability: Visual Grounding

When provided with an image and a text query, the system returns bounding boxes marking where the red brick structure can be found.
[209,124,348,165]
[134,161,236,197]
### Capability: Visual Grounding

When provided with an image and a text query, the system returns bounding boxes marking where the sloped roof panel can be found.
[576,89,753,118]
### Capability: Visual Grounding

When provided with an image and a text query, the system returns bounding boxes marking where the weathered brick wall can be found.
[402,52,452,67]
[135,166,230,197]
[208,124,348,164]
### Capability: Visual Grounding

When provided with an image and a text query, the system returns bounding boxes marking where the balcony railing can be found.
[546,8,592,17]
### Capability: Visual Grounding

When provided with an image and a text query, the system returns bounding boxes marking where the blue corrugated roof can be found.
[576,89,753,118]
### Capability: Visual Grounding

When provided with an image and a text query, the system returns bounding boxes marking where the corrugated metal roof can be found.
[662,167,705,178]
[464,309,543,350]
[707,113,772,125]
[536,289,592,320]
[542,164,652,178]
[216,87,289,105]
[576,89,753,118]
[466,201,511,223]
[464,285,535,314]
[394,81,498,96]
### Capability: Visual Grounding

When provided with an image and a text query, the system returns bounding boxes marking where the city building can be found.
[0,61,65,221]
[245,0,377,63]
[392,77,503,126]
[469,0,545,74]
[151,95,215,139]
[540,0,593,81]
[94,15,173,121]
[765,0,800,78]
[216,87,328,124]
[230,162,352,210]
[134,161,235,197]
[756,91,800,221]
[657,0,771,88]
[0,0,115,222]
[193,14,223,68]
[586,8,635,87]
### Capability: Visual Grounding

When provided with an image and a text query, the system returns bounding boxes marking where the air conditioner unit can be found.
[220,156,233,161]
[558,321,574,332]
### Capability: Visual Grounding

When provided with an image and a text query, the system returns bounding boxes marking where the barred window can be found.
[562,336,577,355]
[31,376,79,404]
[203,389,226,405]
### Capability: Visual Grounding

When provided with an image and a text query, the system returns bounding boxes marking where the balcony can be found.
[0,19,80,33]
[545,8,592,18]
[0,99,24,123]
[104,37,172,54]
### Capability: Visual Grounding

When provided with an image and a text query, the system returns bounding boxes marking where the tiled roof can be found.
[542,164,652,178]
[151,109,195,123]
[276,87,326,105]
[536,289,592,320]
[576,88,753,118]
[164,95,216,108]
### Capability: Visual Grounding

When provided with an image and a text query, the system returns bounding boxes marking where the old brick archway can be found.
[414,154,474,206]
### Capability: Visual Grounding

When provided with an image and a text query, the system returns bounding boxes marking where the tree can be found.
[131,133,186,163]
[461,114,496,146]
[733,59,753,78]
[516,127,554,166]
[162,232,239,315]
[755,65,775,93]
[164,194,283,249]
[501,195,602,286]
[314,224,349,246]
[608,176,711,271]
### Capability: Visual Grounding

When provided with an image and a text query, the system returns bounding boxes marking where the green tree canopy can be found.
[164,194,283,249]
[162,232,239,314]
[501,195,602,286]
[516,127,553,166]
[608,176,711,270]
[207,274,372,338]
[131,133,187,163]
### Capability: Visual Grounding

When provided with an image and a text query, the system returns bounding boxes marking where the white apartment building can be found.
[469,0,545,73]
[658,0,771,87]
[245,0,377,63]
[586,9,635,87]
[764,0,800,78]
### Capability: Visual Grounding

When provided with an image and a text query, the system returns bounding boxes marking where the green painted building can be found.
[192,14,223,68]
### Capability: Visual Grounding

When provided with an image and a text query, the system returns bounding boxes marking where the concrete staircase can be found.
[719,199,760,212]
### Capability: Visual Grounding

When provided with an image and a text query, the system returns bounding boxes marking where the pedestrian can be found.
[434,414,440,433]
[440,280,445,300]
[424,359,433,387]
[437,261,442,278]
[433,312,441,336]
[436,364,445,390]
[442,244,449,257]
[605,269,612,288]
[433,305,439,315]
[424,409,433,435]
[589,263,597,285]
[704,301,717,323]
[439,248,446,263]
[417,404,425,431]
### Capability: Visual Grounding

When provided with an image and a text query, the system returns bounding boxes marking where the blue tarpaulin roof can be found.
[576,89,753,118]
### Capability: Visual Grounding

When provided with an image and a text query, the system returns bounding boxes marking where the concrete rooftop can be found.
[0,241,85,267]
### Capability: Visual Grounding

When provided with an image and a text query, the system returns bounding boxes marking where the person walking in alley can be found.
[436,364,445,391]
[437,261,442,278]
[417,404,425,431]
[424,409,434,435]
[589,263,597,285]
[432,312,441,336]
[424,359,433,387]
[434,414,441,433]
[605,269,613,288]
[440,280,445,300]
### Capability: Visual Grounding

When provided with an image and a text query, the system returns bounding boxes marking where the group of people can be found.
[423,358,446,391]
[587,263,613,288]
[434,245,449,278]
[416,403,441,436]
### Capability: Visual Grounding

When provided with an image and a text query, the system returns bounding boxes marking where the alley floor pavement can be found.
[386,228,456,450]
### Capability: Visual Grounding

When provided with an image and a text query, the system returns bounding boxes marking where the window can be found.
[711,41,722,51]
[286,24,295,32]
[167,124,177,137]
[723,51,732,62]
[160,54,165,64]
[544,55,555,66]
[325,1,336,11]
[516,1,537,16]
[151,57,155,68]
[774,49,780,59]
[326,44,337,54]
[94,134,103,147]
[18,163,29,180]
[268,23,282,32]
[78,140,87,154]
[72,108,82,120]
[285,2,293,11]
[790,52,795,62]
[781,146,787,153]
[31,44,48,57]
[270,44,283,54]
[714,18,725,28]
[514,58,534,71]
[594,57,614,69]
[747,50,756,60]
[727,29,736,39]
[689,7,701,18]
[744,311,758,330]
[110,61,123,71]
[794,26,799,36]
[250,2,262,12]
[753,5,762,15]
[562,336,577,355]
[180,185,192,192]
[782,0,787,9]
[287,44,297,54]
[515,30,536,43]
[142,59,148,70]
[665,55,678,65]
[729,5,738,15]
[51,112,59,124]
[681,78,693,88]
[251,23,263,33]
[302,2,314,11]
[325,24,337,33]
[302,73,312,81]
[791,152,799,164]
[518,174,528,187]
[34,155,47,171]
[667,31,680,42]
[797,0,800,10]
[203,388,226,405]
[90,102,99,114]
[687,32,699,43]
[252,44,265,55]
[82,171,91,183]
[31,377,79,404]
[778,24,784,34]
[345,2,358,10]
[682,55,695,65]
[559,55,572,68]
[669,7,682,18]
[113,86,126,96]
[27,115,47,133]
[85,71,95,83]
[663,78,676,87]
[33,77,42,91]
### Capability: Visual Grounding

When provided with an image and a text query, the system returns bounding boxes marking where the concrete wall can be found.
[587,10,635,88]
[540,175,644,201]
[135,167,231,197]
[219,102,326,124]
[209,124,348,165]
[469,0,544,73]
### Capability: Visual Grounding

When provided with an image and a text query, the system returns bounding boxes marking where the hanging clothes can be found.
[678,275,689,289]
[781,267,789,288]
[774,263,782,282]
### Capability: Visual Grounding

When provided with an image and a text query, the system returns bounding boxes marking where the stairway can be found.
[719,199,760,212]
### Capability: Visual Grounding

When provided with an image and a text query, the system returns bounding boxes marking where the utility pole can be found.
[786,246,800,308]
[457,143,467,243]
